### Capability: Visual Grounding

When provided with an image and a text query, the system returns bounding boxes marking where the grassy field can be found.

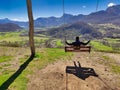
[0,32,69,90]
[0,31,49,47]
[0,31,119,52]
[90,41,113,52]
[90,39,120,53]
[0,31,120,89]
[0,47,72,90]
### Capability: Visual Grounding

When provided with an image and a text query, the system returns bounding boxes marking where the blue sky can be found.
[0,0,119,21]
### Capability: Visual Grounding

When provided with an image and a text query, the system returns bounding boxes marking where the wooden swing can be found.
[65,45,91,52]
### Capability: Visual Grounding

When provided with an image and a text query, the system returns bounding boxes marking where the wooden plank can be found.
[65,46,91,52]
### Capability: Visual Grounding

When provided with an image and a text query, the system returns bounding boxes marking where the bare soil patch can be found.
[27,52,120,90]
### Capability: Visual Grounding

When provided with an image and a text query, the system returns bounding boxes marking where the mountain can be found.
[0,18,28,28]
[34,5,120,27]
[34,16,59,27]
[35,21,120,39]
[0,23,22,32]
[1,5,120,28]
[106,5,120,15]
[0,14,73,28]
[91,23,120,38]
[35,22,102,39]
[79,5,120,25]
[34,14,73,27]
[0,18,11,23]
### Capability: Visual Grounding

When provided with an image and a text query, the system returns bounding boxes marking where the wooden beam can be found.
[65,46,91,53]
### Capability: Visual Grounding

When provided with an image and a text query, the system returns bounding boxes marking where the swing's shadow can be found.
[66,61,98,80]
[0,55,34,90]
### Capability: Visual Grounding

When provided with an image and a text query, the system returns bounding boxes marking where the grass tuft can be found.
[0,55,13,63]
[112,65,120,74]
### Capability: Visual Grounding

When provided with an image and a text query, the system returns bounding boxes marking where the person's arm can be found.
[80,40,90,45]
[65,41,73,45]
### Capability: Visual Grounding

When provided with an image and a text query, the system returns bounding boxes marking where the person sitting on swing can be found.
[65,36,90,49]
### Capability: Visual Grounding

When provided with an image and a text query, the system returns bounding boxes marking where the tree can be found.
[26,0,35,57]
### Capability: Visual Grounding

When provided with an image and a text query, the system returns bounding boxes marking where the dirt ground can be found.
[27,52,120,90]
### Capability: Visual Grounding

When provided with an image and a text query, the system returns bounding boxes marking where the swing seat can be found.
[65,45,91,53]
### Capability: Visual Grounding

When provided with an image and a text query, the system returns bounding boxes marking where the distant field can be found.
[0,31,119,52]
[0,31,49,47]
[90,38,120,53]
[90,41,113,52]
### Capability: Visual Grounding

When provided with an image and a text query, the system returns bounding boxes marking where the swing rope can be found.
[96,0,99,11]
[62,0,65,25]
[62,0,67,46]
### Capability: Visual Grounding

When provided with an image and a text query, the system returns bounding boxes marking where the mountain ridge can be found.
[1,5,120,27]
[0,23,22,32]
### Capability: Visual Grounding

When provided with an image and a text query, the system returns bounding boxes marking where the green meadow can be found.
[0,31,120,90]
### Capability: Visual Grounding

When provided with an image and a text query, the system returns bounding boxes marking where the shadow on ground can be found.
[0,55,34,90]
[66,61,98,80]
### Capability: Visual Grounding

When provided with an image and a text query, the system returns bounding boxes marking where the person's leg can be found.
[73,61,77,67]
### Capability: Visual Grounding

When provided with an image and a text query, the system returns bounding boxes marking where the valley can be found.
[0,4,120,90]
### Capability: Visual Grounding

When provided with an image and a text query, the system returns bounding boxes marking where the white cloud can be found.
[107,2,116,7]
[11,17,28,21]
[82,6,86,8]
[12,18,19,21]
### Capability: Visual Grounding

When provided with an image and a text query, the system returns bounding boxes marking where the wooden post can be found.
[26,0,35,57]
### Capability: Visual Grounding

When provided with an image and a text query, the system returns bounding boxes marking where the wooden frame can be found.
[65,45,91,53]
